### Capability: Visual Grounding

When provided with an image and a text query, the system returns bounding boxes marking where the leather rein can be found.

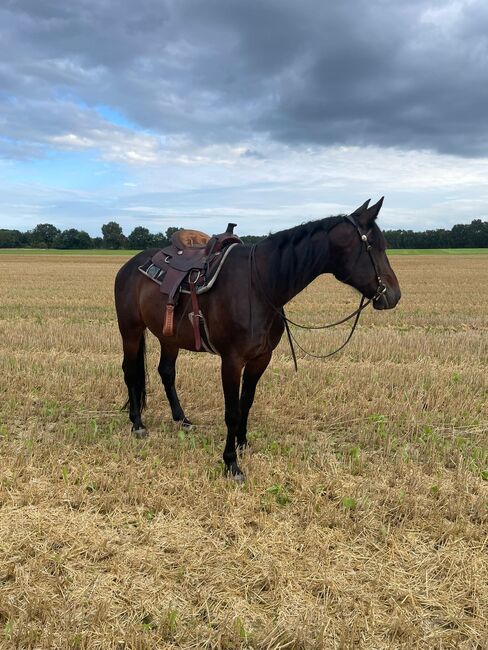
[250,214,388,371]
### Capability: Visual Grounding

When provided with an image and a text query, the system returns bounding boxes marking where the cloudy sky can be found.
[1,0,488,236]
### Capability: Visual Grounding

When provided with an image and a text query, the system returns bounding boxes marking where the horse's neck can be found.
[256,229,332,307]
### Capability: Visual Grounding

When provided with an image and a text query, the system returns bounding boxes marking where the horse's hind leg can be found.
[237,351,272,449]
[121,328,147,437]
[158,345,192,429]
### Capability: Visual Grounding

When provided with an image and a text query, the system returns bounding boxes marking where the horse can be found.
[114,197,401,481]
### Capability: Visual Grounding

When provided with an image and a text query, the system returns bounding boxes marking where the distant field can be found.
[388,248,488,255]
[0,252,487,649]
[1,246,488,256]
[0,248,137,255]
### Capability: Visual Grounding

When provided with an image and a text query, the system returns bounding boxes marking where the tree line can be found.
[0,222,176,250]
[384,219,488,248]
[1,218,487,249]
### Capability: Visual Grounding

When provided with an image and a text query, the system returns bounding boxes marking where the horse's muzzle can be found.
[372,286,401,310]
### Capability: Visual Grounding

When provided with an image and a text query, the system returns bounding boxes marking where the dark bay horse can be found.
[115,198,401,480]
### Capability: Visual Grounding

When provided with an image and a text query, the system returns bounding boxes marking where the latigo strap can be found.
[162,304,174,337]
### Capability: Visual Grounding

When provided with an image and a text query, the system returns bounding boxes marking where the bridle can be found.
[250,213,389,370]
[343,214,388,304]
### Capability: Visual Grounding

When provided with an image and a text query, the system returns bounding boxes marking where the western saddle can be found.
[139,223,242,351]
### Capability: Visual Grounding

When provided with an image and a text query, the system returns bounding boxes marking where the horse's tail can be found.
[123,331,147,412]
[136,331,147,411]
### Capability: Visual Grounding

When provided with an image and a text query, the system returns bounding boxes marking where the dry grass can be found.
[0,252,487,650]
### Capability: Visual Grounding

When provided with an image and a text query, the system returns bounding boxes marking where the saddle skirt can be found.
[138,223,242,350]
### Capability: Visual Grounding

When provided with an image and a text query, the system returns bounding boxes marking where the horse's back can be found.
[115,249,157,289]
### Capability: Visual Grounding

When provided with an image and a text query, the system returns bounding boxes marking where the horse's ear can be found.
[350,199,371,216]
[358,196,384,227]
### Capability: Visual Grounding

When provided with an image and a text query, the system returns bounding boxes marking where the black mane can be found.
[265,215,345,249]
[257,215,346,303]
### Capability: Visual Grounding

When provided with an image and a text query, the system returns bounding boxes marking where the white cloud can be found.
[2,137,488,234]
[1,0,488,233]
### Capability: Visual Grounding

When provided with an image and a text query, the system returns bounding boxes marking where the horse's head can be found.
[329,198,401,310]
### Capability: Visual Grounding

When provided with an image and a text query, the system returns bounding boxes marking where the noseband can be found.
[343,214,388,303]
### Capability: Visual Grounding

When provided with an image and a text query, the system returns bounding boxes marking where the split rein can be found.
[250,215,388,371]
[281,295,369,370]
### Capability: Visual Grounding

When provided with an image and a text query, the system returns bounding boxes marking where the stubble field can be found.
[0,251,487,649]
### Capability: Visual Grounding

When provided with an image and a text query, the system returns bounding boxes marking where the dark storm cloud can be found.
[1,0,488,158]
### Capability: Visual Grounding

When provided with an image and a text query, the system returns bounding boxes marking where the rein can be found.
[250,214,387,370]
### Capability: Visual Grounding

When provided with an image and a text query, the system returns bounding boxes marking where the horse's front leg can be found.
[237,351,272,449]
[221,355,245,481]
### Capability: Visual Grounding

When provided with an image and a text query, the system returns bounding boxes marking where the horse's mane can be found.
[264,215,345,249]
[258,215,346,296]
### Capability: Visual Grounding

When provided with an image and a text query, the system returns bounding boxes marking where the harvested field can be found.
[0,252,487,649]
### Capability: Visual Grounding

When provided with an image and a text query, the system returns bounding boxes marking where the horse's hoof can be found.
[227,462,245,483]
[180,417,193,431]
[132,427,148,438]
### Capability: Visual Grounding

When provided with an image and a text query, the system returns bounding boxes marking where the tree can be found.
[30,223,60,248]
[127,226,153,249]
[101,221,127,249]
[55,229,93,249]
[466,219,488,247]
[151,226,182,249]
[152,232,169,248]
[450,223,470,248]
[241,234,263,244]
[165,226,180,241]
[0,229,25,248]
[91,236,103,249]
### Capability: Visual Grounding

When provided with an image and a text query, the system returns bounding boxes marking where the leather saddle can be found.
[141,223,242,349]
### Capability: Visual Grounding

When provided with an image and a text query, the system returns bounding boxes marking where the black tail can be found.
[123,331,147,411]
[137,332,147,411]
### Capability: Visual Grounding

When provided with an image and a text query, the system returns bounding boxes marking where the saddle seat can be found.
[171,229,210,250]
[139,223,243,349]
